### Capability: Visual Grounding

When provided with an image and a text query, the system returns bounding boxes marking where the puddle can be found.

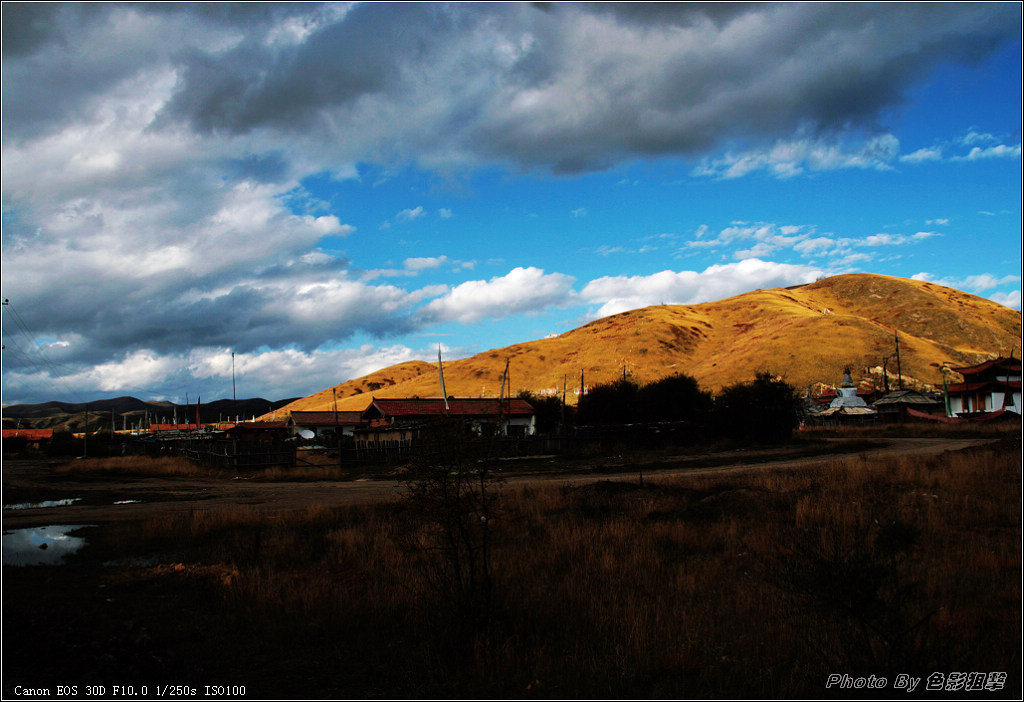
[3,525,92,566]
[4,498,82,510]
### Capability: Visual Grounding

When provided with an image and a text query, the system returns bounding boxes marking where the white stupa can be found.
[829,368,869,409]
[811,367,877,420]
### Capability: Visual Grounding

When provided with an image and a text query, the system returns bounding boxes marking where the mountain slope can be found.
[265,273,1022,417]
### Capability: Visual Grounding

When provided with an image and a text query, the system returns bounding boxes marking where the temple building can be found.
[945,356,1021,417]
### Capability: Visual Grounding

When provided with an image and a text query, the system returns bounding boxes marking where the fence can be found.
[126,435,296,471]
[125,421,706,472]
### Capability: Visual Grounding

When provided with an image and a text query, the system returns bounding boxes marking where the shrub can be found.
[712,371,800,442]
[576,378,639,425]
[636,373,712,423]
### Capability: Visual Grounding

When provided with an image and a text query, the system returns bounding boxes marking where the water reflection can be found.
[3,525,91,566]
[4,498,82,510]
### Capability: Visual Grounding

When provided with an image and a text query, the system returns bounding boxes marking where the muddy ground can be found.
[2,436,996,529]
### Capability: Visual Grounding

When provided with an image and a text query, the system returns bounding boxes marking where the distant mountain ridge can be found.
[2,396,298,432]
[265,273,1022,418]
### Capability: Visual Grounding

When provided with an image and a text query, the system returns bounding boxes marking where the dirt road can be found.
[1,437,999,529]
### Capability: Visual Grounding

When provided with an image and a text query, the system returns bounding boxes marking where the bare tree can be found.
[402,416,503,638]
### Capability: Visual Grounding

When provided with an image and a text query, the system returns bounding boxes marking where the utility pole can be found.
[895,332,903,390]
[232,352,238,424]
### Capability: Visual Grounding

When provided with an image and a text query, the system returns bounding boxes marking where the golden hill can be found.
[261,273,1022,419]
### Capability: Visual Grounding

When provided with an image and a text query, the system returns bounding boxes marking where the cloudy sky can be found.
[2,2,1021,406]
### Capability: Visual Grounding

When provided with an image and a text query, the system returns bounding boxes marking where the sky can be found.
[2,2,1021,407]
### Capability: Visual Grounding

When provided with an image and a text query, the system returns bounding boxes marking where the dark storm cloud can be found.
[143,2,1021,172]
[469,2,1020,172]
[156,3,443,135]
[5,3,1018,169]
[1,2,63,57]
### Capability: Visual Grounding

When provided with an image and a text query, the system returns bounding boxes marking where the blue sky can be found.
[2,2,1021,406]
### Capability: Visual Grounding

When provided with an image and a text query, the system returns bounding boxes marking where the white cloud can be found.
[901,130,1021,164]
[420,267,577,324]
[693,133,900,180]
[913,267,1022,311]
[900,146,943,163]
[862,233,931,247]
[989,290,1022,310]
[793,237,838,254]
[397,206,427,222]
[958,143,1022,161]
[404,256,449,271]
[960,130,1000,147]
[581,259,823,317]
[963,273,1021,290]
[682,221,948,265]
[12,341,426,406]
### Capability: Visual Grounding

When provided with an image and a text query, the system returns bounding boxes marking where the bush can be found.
[712,371,800,442]
[518,391,572,434]
[577,378,639,426]
[637,373,712,423]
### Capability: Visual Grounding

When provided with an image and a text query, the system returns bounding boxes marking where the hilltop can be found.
[264,273,1022,418]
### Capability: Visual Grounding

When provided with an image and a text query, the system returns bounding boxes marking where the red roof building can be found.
[224,421,291,442]
[2,427,54,445]
[358,397,536,442]
[288,410,366,437]
[149,423,201,432]
[946,356,1021,417]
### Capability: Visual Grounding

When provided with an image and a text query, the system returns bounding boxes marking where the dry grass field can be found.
[3,428,1019,699]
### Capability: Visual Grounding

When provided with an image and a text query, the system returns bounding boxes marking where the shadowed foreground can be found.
[3,433,1020,699]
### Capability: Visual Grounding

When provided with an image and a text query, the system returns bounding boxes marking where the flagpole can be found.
[232,352,238,424]
[438,346,450,411]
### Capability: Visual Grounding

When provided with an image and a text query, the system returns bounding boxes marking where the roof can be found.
[289,411,365,426]
[951,356,1021,376]
[231,421,289,430]
[2,428,54,440]
[945,380,1021,393]
[150,423,200,432]
[910,407,1020,423]
[873,390,942,406]
[811,406,877,417]
[365,397,535,420]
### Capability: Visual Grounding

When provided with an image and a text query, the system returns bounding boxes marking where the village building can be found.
[288,410,366,439]
[223,421,291,442]
[945,356,1021,417]
[872,389,944,423]
[2,427,54,450]
[148,423,201,433]
[355,397,536,449]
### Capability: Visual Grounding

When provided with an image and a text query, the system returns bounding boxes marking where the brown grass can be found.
[54,455,205,476]
[11,435,1020,699]
[51,454,364,482]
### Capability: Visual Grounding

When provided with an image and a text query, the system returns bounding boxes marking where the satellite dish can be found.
[298,429,315,440]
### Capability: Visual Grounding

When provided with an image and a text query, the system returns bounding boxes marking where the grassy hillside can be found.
[265,273,1022,417]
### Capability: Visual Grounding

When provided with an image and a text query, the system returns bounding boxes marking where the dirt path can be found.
[2,437,998,529]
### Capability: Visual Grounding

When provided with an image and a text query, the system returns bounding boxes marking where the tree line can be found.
[521,370,801,443]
